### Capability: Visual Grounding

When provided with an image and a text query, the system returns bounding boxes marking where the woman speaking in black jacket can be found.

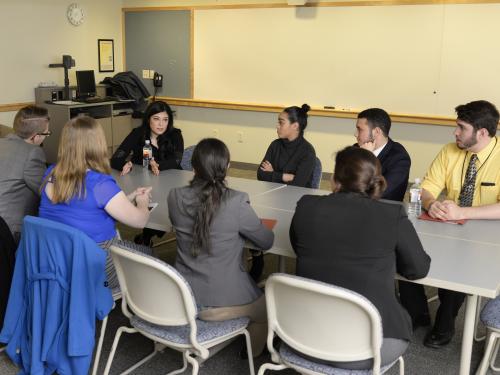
[111,100,184,245]
[111,100,183,176]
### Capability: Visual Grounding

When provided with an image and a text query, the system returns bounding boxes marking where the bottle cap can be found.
[414,178,421,184]
[145,140,150,145]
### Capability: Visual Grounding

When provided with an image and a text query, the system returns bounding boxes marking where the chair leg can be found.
[257,363,287,375]
[398,356,405,375]
[474,297,486,342]
[103,326,139,375]
[121,344,159,375]
[92,315,109,375]
[476,331,498,375]
[243,330,255,375]
[166,351,188,375]
[490,336,500,372]
[185,351,200,375]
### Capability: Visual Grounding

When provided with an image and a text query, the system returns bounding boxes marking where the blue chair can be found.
[181,145,196,171]
[476,296,500,374]
[311,157,323,189]
[0,216,113,375]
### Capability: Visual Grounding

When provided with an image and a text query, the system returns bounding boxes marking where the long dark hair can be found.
[141,101,177,156]
[333,146,386,199]
[189,138,230,257]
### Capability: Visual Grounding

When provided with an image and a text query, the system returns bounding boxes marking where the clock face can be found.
[67,3,84,26]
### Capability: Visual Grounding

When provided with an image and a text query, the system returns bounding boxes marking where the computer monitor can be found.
[76,70,97,98]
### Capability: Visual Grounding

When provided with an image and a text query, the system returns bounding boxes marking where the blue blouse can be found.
[39,166,122,243]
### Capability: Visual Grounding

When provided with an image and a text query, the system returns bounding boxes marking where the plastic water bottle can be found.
[142,140,152,168]
[408,178,422,216]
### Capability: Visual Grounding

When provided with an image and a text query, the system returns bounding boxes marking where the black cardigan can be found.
[257,136,316,188]
[290,192,431,341]
[110,126,184,171]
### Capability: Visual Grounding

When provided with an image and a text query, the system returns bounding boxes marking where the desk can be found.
[112,168,286,232]
[40,100,137,164]
[112,170,500,375]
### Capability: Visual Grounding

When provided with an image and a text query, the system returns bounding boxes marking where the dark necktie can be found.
[458,154,478,207]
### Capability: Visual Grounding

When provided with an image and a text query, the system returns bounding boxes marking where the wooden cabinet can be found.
[39,101,136,164]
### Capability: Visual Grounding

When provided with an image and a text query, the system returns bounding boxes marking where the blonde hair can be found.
[13,105,50,139]
[43,116,111,203]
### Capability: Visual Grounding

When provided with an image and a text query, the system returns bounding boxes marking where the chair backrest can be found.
[181,145,196,171]
[311,157,322,189]
[109,242,198,327]
[265,273,383,369]
[0,124,14,138]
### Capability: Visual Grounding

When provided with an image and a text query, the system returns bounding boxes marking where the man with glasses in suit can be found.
[0,105,50,243]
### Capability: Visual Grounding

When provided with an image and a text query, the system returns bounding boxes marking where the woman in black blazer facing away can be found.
[290,146,431,370]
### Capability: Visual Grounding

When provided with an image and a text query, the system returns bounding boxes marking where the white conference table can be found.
[114,168,500,375]
[113,168,286,231]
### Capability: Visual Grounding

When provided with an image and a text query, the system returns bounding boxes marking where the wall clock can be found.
[67,3,84,26]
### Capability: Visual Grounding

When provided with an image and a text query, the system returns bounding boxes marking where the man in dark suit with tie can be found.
[355,108,411,202]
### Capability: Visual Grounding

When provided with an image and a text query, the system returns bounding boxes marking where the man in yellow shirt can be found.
[400,100,500,349]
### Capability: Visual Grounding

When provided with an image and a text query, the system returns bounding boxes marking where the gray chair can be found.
[476,296,500,375]
[181,145,195,171]
[311,157,322,189]
[0,124,14,138]
[104,241,255,375]
[257,274,404,375]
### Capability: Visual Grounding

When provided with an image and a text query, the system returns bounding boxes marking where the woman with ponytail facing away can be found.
[290,146,431,370]
[168,138,274,357]
[257,104,316,188]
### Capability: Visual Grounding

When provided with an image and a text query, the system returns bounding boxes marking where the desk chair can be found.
[476,296,500,375]
[181,145,195,171]
[104,241,255,375]
[151,144,195,249]
[0,124,14,138]
[258,274,404,375]
[0,216,113,375]
[311,157,323,189]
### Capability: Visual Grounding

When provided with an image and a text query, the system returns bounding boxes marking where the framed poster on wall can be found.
[98,39,114,72]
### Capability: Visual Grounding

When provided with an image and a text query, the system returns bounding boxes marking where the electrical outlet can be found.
[237,131,243,143]
[142,69,150,79]
[213,129,219,138]
[149,69,155,78]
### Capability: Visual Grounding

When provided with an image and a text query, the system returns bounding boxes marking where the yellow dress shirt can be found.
[421,136,500,206]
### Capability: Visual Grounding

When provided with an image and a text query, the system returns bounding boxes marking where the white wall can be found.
[0,0,124,125]
[172,105,458,181]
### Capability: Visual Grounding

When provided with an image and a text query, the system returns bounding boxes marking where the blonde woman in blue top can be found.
[39,116,152,286]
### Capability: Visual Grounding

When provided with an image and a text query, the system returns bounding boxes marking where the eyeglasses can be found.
[37,131,52,137]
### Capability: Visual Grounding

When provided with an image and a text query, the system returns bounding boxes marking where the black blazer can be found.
[110,127,184,171]
[290,192,431,341]
[0,215,16,328]
[378,139,411,202]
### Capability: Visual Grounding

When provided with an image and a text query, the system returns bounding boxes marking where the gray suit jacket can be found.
[0,134,47,235]
[168,186,274,307]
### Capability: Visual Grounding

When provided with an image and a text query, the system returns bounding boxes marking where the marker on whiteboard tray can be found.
[324,106,336,110]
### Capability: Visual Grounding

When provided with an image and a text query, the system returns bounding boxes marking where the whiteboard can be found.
[193,4,500,116]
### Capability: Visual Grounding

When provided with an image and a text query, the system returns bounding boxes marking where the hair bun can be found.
[301,104,311,113]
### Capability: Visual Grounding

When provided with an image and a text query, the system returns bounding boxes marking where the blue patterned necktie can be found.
[458,154,478,207]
